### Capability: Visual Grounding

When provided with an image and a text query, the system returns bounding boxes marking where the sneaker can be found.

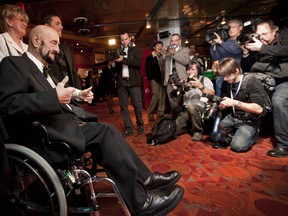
[138,124,144,134]
[192,132,202,141]
[123,130,134,137]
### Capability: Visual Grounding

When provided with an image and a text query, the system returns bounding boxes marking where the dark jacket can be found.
[251,28,288,79]
[114,46,142,87]
[50,44,82,89]
[145,52,163,83]
[0,54,86,156]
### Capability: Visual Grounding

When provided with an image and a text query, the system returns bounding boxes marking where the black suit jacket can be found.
[114,46,142,87]
[0,54,86,156]
[50,44,82,89]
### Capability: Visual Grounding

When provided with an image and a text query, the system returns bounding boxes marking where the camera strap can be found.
[230,75,244,114]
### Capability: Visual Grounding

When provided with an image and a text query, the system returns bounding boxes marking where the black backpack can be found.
[146,116,177,145]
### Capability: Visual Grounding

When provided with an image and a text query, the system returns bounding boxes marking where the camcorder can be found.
[202,93,223,120]
[205,24,230,42]
[236,33,260,45]
[106,48,127,60]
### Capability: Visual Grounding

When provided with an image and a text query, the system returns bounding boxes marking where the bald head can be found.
[28,25,60,65]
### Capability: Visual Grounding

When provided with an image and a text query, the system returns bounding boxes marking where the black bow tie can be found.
[43,66,51,78]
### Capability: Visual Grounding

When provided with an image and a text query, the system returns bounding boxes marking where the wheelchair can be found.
[0,120,131,216]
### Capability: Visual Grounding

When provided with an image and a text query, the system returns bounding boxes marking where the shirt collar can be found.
[26,51,45,73]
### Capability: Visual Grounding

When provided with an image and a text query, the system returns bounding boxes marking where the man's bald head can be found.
[28,25,60,65]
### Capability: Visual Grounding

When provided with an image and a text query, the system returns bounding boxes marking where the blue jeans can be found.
[215,76,224,96]
[218,114,260,152]
[272,81,288,148]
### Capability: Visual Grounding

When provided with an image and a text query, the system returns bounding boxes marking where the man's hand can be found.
[114,55,124,62]
[245,37,263,51]
[79,86,94,103]
[213,32,222,44]
[56,76,75,104]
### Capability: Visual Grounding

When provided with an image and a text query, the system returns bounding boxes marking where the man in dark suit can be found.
[0,25,184,216]
[113,31,144,137]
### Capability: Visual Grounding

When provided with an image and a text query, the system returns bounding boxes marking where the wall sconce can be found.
[185,38,189,44]
[146,20,151,29]
[108,38,116,45]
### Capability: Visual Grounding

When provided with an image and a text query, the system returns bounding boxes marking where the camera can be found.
[205,24,230,42]
[167,45,177,50]
[202,94,223,120]
[236,33,260,45]
[106,48,126,60]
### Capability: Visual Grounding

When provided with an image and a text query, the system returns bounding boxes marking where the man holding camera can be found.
[209,19,243,96]
[175,61,215,141]
[213,58,269,152]
[112,31,144,137]
[245,20,288,157]
[163,33,190,112]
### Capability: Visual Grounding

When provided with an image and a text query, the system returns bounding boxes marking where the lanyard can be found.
[230,75,244,114]
[230,75,244,100]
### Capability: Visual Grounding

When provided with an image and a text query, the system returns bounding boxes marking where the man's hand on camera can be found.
[213,32,222,44]
[219,97,236,109]
[189,77,203,89]
[245,37,263,51]
[56,76,75,104]
[114,55,124,62]
[79,86,94,103]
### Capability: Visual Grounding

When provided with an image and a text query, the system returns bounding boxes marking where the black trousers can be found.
[82,122,151,214]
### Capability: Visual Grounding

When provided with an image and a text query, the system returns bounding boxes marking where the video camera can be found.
[205,24,230,42]
[106,48,127,60]
[236,33,260,45]
[202,93,223,120]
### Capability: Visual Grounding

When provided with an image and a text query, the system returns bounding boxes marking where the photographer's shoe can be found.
[123,130,134,137]
[192,132,202,141]
[145,171,181,191]
[267,147,288,158]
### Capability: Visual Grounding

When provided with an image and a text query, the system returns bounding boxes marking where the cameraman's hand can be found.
[190,77,203,89]
[245,37,263,51]
[56,76,75,104]
[219,97,236,109]
[213,32,222,44]
[114,55,124,62]
[167,47,176,55]
[79,86,94,103]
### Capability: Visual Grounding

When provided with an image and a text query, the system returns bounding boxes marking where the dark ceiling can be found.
[2,0,285,57]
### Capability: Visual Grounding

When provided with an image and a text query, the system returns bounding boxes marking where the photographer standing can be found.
[163,33,190,112]
[209,19,243,96]
[245,20,288,158]
[213,58,269,152]
[175,61,215,141]
[112,31,144,137]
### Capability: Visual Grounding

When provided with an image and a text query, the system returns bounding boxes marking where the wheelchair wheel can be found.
[5,144,67,216]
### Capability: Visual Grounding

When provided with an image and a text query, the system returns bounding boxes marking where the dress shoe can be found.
[137,185,184,216]
[145,171,181,191]
[138,124,144,134]
[123,130,134,137]
[267,147,288,158]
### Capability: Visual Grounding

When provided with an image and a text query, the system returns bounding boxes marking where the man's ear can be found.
[32,35,40,48]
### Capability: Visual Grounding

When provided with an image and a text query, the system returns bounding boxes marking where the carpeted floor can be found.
[82,98,288,216]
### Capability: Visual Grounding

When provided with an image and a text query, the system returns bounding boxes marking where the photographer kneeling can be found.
[213,57,269,152]
[175,61,215,141]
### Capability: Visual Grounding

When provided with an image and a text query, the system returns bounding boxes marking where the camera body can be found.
[202,94,223,120]
[205,24,231,42]
[236,33,260,45]
[167,45,177,50]
[106,48,127,60]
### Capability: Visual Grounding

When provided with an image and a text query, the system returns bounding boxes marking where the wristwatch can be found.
[236,101,241,108]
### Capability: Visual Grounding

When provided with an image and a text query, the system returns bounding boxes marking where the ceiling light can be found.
[146,20,151,29]
[78,28,90,36]
[185,38,189,44]
[220,10,226,25]
[73,17,88,25]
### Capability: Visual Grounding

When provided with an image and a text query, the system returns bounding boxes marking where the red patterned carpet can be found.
[82,98,288,216]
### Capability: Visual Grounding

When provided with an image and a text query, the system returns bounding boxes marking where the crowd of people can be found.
[0,3,288,216]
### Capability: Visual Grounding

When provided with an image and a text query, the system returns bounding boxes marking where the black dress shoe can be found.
[145,171,181,191]
[137,185,184,216]
[267,147,288,158]
[123,130,134,137]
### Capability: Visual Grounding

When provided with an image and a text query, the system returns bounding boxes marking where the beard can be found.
[43,51,55,64]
